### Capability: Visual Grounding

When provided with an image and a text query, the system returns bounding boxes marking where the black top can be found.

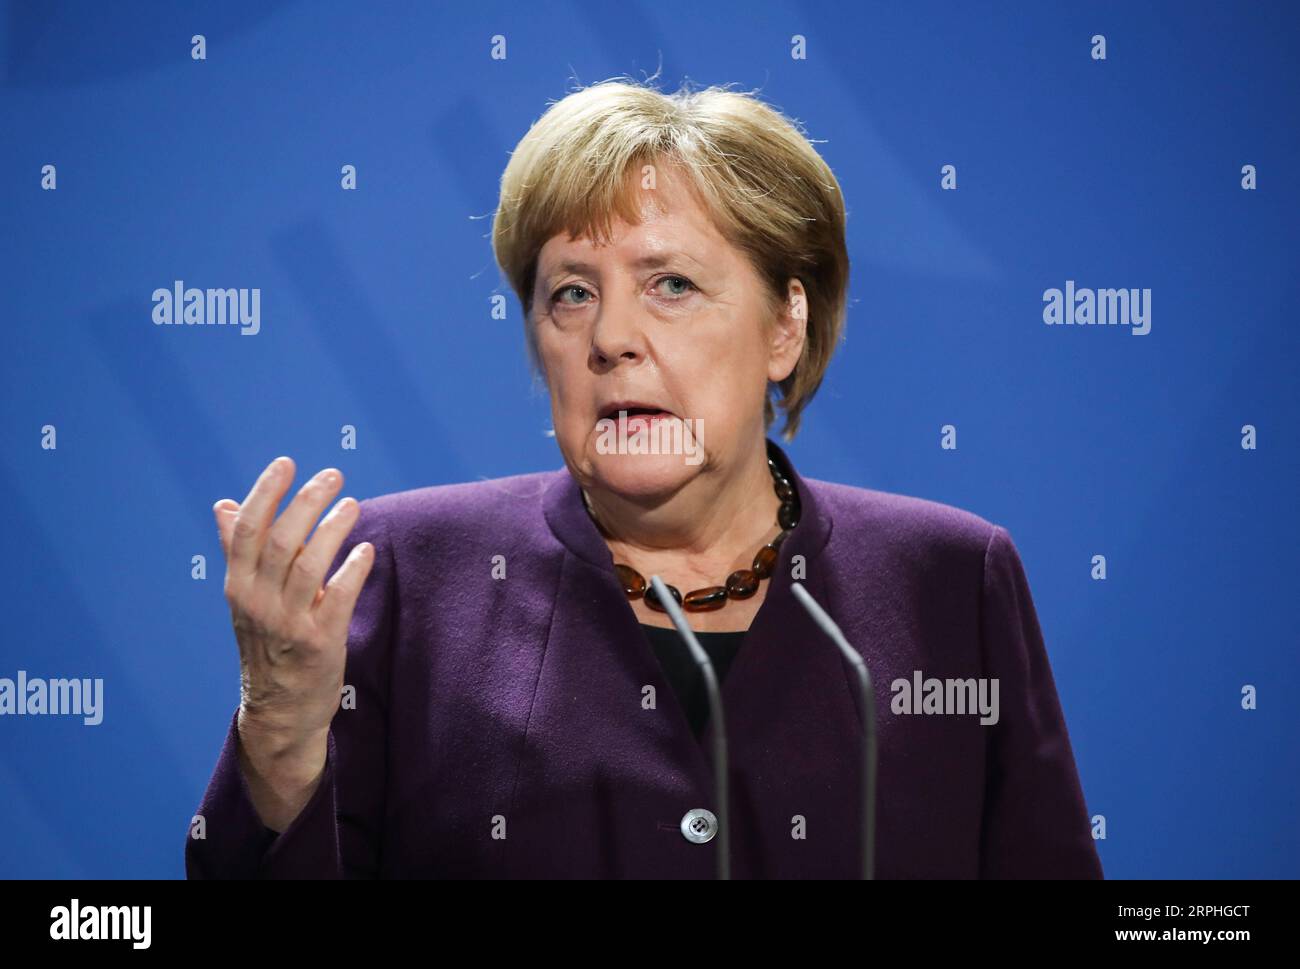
[640,622,747,741]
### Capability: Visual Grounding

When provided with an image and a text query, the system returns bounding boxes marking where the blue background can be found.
[1,0,1296,878]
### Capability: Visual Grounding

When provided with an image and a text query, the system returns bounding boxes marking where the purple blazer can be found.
[186,440,1103,879]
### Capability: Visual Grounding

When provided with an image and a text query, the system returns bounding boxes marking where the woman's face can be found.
[531,166,806,502]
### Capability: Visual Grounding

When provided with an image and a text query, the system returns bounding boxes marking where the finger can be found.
[257,468,344,588]
[314,540,376,637]
[281,495,360,614]
[213,499,239,560]
[229,457,296,580]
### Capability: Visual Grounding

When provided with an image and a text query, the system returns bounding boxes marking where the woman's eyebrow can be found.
[543,252,703,281]
[545,259,599,279]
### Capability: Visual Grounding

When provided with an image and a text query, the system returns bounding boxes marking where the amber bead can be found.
[683,586,728,612]
[777,501,800,530]
[615,564,647,599]
[751,545,778,579]
[645,582,682,612]
[726,569,759,599]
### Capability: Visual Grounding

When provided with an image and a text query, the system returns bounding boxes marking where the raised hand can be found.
[212,456,375,830]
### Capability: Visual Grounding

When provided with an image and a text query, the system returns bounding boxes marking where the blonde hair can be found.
[491,77,849,441]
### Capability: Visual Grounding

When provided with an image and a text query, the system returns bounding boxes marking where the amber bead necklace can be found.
[586,454,801,613]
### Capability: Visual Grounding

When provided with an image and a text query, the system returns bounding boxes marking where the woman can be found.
[187,79,1102,879]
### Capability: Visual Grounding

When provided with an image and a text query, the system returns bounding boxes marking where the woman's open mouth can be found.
[606,411,673,435]
[596,402,678,430]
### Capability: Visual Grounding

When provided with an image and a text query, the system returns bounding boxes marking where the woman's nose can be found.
[589,295,648,368]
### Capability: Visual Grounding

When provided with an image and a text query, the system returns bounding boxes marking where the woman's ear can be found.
[767,277,808,383]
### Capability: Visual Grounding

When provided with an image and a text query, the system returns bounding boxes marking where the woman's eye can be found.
[552,284,592,307]
[551,277,695,307]
[655,275,696,298]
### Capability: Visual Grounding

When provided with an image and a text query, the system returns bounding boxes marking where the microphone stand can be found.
[791,581,877,880]
[649,574,730,881]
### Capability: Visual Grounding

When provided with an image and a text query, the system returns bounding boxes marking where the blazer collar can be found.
[542,437,833,582]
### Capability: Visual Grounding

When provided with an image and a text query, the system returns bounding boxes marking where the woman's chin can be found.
[585,449,697,500]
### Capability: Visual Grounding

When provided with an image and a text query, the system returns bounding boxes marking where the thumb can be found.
[213,499,240,559]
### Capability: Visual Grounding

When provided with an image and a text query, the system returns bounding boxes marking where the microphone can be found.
[790,581,877,880]
[648,574,730,881]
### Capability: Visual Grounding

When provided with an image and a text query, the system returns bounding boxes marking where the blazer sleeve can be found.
[976,525,1103,879]
[185,498,396,879]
